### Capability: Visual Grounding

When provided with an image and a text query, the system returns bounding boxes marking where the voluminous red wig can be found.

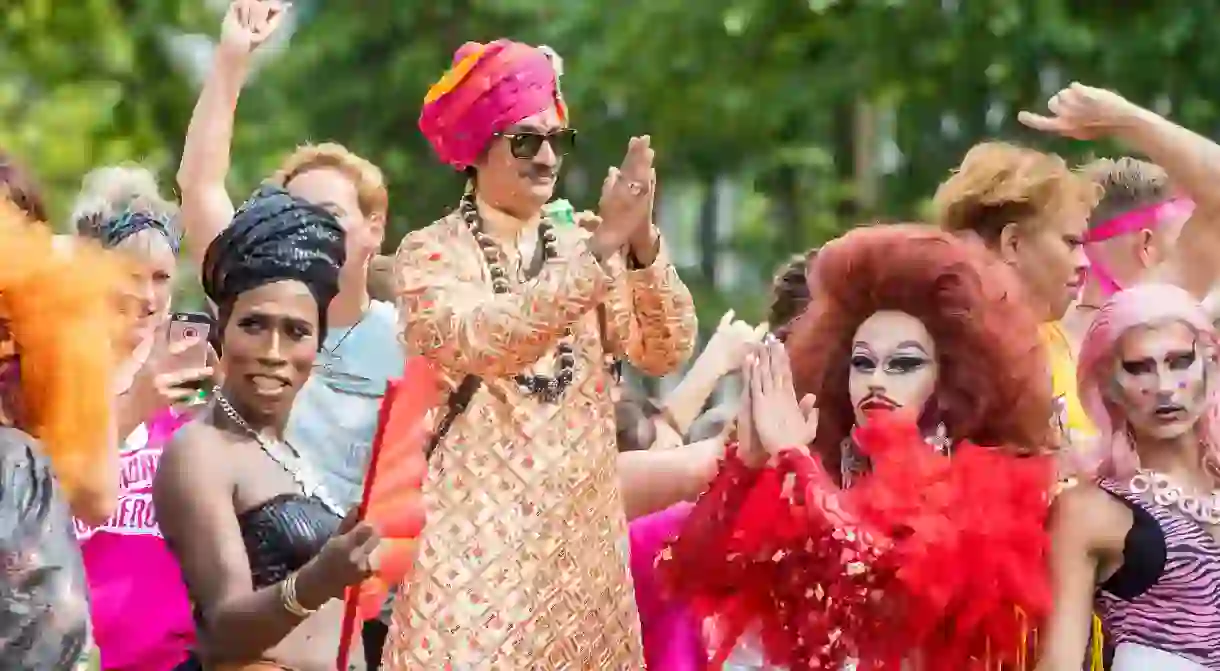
[785,224,1053,472]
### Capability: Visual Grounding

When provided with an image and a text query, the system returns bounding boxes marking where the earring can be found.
[926,422,951,455]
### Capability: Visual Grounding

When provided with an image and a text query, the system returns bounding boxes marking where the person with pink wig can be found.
[1039,283,1220,671]
[382,39,708,668]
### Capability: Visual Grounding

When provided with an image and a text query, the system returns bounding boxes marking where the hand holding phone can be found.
[132,313,219,410]
[167,313,212,370]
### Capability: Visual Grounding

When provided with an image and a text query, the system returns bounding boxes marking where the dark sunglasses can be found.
[497,129,577,160]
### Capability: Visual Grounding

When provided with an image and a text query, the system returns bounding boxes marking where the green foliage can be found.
[9,0,1220,329]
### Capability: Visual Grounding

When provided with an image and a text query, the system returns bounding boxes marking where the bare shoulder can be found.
[158,419,227,483]
[1050,480,1131,549]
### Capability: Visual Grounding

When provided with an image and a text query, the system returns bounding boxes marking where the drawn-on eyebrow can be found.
[894,340,929,354]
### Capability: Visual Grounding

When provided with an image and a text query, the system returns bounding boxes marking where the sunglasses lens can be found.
[506,130,577,159]
[552,129,577,155]
[509,134,545,159]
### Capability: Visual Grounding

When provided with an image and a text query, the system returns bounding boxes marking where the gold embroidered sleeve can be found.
[395,225,610,378]
[603,241,697,376]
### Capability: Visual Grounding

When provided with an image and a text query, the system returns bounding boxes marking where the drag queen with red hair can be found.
[662,225,1059,670]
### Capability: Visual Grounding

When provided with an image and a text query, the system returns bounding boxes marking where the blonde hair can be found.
[933,142,1100,245]
[1080,157,1172,227]
[272,143,388,219]
[70,164,177,236]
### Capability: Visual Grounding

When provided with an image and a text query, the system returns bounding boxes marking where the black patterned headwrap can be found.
[80,209,181,254]
[201,185,345,343]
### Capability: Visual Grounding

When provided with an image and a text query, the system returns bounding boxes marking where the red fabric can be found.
[336,357,437,670]
[660,414,1053,670]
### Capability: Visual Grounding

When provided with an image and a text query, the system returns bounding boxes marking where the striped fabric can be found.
[1096,478,1220,670]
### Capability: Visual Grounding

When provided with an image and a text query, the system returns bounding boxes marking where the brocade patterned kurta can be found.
[382,212,697,669]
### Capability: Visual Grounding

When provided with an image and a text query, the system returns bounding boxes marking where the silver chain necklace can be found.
[213,386,344,515]
[317,313,365,374]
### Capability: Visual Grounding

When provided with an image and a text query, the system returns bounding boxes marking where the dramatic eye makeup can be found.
[1120,342,1198,376]
[851,341,931,374]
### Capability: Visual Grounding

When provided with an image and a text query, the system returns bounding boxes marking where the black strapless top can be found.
[236,493,341,588]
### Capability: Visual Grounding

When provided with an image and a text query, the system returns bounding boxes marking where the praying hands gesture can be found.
[738,338,819,467]
[1018,82,1141,140]
[592,137,658,264]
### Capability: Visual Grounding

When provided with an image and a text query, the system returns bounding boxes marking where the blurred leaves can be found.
[7,0,1220,327]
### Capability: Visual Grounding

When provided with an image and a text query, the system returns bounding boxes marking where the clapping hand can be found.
[1017,82,1140,141]
[750,338,818,461]
[737,338,818,467]
[703,310,768,378]
[591,137,656,260]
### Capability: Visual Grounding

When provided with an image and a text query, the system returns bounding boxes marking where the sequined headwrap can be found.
[80,209,181,254]
[419,39,568,170]
[201,185,346,340]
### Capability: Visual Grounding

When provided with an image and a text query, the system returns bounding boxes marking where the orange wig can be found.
[785,224,1054,474]
[0,199,128,507]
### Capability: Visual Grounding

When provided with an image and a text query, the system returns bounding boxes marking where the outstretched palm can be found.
[749,339,818,460]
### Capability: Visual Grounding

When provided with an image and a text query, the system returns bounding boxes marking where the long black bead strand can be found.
[459,194,574,401]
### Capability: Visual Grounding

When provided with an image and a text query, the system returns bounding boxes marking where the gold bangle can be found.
[280,572,315,618]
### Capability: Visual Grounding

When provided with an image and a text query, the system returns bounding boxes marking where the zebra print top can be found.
[1096,478,1220,670]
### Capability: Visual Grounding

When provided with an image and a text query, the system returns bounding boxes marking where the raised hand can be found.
[591,136,656,259]
[218,0,289,60]
[736,355,766,468]
[703,309,768,377]
[1017,82,1140,141]
[750,338,818,459]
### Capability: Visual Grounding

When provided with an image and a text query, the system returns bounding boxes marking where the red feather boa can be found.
[661,414,1053,670]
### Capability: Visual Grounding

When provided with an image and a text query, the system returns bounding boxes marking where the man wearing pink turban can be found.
[383,40,705,668]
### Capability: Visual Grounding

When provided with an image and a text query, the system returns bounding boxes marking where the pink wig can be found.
[1076,283,1220,478]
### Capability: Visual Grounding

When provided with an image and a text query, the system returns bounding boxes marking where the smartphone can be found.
[167,312,212,371]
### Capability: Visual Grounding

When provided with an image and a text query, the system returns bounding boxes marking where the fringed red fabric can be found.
[660,414,1054,670]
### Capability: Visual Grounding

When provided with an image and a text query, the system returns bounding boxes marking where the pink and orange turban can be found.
[419,39,568,170]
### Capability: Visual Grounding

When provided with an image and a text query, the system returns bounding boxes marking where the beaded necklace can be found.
[458,194,575,402]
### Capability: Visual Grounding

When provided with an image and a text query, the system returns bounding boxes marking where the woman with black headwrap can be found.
[154,186,383,671]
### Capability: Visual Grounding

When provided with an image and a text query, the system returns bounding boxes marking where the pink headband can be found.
[1085,197,1196,298]
[1085,197,1195,243]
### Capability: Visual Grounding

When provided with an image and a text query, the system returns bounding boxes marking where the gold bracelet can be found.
[280,572,315,618]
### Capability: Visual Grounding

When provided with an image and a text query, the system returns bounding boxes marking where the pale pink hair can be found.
[1076,283,1220,478]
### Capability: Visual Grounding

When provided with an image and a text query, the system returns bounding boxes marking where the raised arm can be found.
[1020,83,1220,298]
[601,240,698,376]
[655,310,760,434]
[396,220,613,378]
[177,0,286,268]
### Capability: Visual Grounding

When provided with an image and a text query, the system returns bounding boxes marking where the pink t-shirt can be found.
[75,411,195,671]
